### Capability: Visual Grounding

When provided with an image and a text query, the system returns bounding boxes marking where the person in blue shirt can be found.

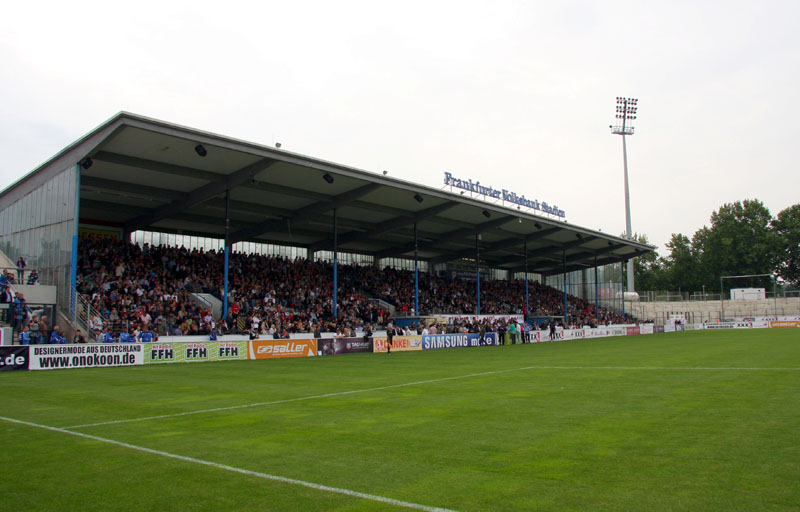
[50,326,66,344]
[101,326,115,343]
[119,329,134,343]
[138,328,155,343]
[19,325,30,345]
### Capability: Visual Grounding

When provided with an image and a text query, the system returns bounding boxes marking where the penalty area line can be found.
[0,415,459,512]
[63,364,800,430]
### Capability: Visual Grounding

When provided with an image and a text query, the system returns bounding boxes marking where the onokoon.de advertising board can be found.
[28,344,144,370]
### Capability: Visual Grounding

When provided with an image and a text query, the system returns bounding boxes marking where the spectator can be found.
[74,329,87,344]
[26,269,39,285]
[49,326,66,344]
[15,257,26,282]
[19,325,30,345]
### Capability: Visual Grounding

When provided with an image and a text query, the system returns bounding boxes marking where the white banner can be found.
[29,344,144,371]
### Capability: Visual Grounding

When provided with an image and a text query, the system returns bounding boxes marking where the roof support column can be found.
[524,240,529,323]
[333,208,338,321]
[414,222,419,315]
[223,189,231,324]
[70,163,81,322]
[621,260,626,318]
[476,234,481,315]
[562,249,568,324]
[594,254,599,323]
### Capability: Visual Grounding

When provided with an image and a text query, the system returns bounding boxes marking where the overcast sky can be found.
[2,0,798,254]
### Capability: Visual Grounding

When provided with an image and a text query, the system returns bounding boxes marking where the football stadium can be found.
[1,113,798,511]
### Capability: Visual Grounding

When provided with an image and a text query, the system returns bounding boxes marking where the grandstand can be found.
[0,112,652,342]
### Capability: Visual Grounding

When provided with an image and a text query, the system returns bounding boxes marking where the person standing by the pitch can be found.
[386,321,395,354]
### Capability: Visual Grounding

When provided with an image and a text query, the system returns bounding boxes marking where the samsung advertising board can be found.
[421,333,499,349]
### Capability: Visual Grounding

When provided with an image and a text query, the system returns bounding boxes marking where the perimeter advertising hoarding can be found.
[249,339,317,359]
[770,320,800,328]
[527,331,543,343]
[421,333,499,350]
[374,336,422,353]
[144,341,248,363]
[0,346,29,371]
[29,344,143,370]
[317,337,373,356]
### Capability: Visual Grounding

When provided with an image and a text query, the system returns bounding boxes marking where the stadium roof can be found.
[3,112,653,276]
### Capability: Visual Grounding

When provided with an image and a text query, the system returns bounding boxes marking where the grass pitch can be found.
[1,329,799,511]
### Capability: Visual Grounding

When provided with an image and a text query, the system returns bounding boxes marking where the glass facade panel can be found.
[0,165,77,311]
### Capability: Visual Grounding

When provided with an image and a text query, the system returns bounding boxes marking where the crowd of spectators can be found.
[75,238,630,340]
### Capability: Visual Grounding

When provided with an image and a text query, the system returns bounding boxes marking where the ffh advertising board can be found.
[0,346,29,371]
[373,336,422,353]
[144,341,248,363]
[317,337,373,356]
[28,344,143,370]
[249,339,317,359]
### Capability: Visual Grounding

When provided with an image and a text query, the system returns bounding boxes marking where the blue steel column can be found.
[524,240,529,320]
[414,222,419,314]
[562,249,567,322]
[333,208,338,320]
[621,260,626,317]
[594,254,599,321]
[476,234,481,315]
[223,189,230,323]
[70,163,81,321]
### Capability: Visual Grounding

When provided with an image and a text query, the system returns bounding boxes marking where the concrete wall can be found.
[626,297,800,323]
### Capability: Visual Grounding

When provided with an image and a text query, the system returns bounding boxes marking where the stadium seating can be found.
[76,239,630,338]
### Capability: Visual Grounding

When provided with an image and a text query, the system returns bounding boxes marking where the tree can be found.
[631,233,666,291]
[772,204,800,286]
[699,199,780,291]
[663,233,703,292]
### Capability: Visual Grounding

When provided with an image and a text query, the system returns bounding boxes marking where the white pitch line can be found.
[0,415,458,512]
[64,364,800,430]
[518,365,800,371]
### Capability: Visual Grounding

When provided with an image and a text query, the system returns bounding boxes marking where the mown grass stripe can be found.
[63,364,799,429]
[0,415,459,512]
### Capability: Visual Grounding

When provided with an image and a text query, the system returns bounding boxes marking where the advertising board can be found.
[28,344,143,370]
[374,336,422,353]
[0,346,29,371]
[421,333,498,349]
[249,339,317,359]
[770,320,800,328]
[144,341,248,363]
[317,337,373,355]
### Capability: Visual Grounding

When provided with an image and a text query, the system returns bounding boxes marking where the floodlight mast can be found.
[610,97,638,293]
